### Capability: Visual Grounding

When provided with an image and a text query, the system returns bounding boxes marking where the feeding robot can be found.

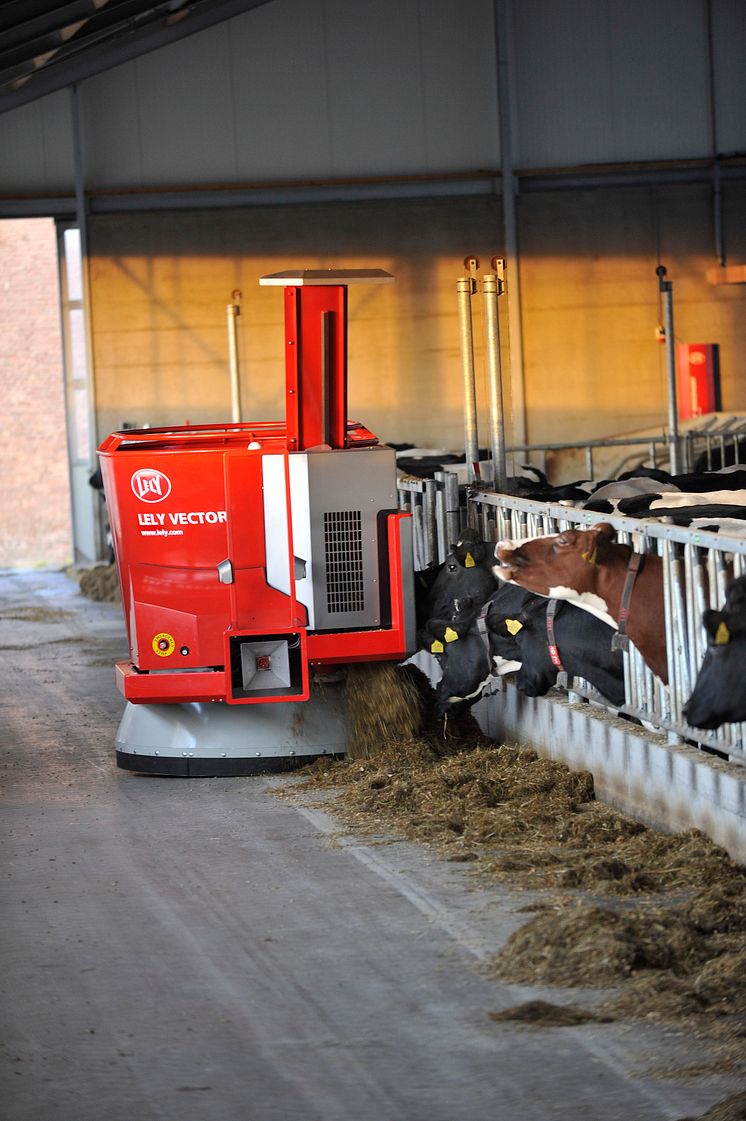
[98,269,416,775]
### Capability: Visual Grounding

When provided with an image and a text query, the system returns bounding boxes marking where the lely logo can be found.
[131,468,172,503]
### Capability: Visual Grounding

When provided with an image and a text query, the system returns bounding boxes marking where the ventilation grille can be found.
[324,510,364,613]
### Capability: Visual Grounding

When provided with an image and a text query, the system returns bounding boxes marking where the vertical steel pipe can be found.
[482,266,508,491]
[423,478,437,568]
[226,302,242,423]
[444,472,462,551]
[413,501,425,571]
[456,272,480,483]
[494,0,527,449]
[434,472,449,563]
[657,267,682,474]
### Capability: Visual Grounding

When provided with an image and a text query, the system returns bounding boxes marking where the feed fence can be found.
[398,476,746,765]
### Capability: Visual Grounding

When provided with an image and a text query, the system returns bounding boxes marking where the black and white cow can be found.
[503,595,625,706]
[614,491,746,519]
[424,581,625,716]
[683,575,746,729]
[422,528,498,627]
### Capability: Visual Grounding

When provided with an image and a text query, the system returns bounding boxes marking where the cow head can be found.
[683,577,746,729]
[422,597,493,718]
[493,523,618,593]
[451,531,489,568]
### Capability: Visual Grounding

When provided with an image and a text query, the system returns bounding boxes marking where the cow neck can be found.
[610,547,644,652]
[545,599,565,671]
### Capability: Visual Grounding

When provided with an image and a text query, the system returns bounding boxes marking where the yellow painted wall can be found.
[519,184,746,449]
[88,186,746,460]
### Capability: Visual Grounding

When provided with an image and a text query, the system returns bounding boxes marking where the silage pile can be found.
[73,564,121,603]
[295,661,746,1060]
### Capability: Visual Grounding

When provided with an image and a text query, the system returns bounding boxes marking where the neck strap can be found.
[611,549,644,652]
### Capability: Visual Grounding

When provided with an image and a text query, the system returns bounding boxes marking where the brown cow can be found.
[493,522,668,683]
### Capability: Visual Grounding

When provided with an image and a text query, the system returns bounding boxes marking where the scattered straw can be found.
[343,663,426,760]
[489,902,713,987]
[77,565,121,603]
[290,670,746,1056]
[676,1092,746,1121]
[0,605,72,622]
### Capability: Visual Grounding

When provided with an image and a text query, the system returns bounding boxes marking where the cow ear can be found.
[586,522,617,562]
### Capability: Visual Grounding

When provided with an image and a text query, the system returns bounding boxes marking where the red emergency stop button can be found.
[152,632,176,657]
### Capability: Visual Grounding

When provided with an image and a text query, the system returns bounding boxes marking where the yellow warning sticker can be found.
[152,631,176,657]
[464,552,475,568]
[505,618,523,635]
[715,621,730,646]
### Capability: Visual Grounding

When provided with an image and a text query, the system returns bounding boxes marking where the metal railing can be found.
[506,416,746,481]
[397,471,463,570]
[398,476,746,765]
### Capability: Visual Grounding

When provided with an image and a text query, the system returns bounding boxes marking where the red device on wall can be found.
[676,343,721,420]
[98,270,416,772]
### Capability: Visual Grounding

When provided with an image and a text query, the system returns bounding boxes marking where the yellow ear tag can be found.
[431,639,444,654]
[464,552,475,568]
[582,547,598,565]
[505,618,523,635]
[444,627,459,643]
[715,621,730,646]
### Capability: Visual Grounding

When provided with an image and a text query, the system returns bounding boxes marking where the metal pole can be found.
[457,257,480,483]
[70,83,105,563]
[705,0,725,267]
[657,266,682,474]
[444,471,462,548]
[494,0,526,453]
[482,259,508,491]
[226,296,242,423]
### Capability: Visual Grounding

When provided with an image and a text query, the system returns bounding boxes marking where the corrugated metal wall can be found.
[0,0,743,196]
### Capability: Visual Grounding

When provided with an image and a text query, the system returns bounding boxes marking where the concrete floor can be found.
[0,568,742,1121]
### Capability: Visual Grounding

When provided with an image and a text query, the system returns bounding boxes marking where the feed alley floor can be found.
[0,569,741,1121]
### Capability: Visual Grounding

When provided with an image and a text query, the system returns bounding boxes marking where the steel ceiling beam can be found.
[0,0,273,114]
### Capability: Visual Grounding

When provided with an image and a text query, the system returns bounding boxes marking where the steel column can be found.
[657,266,682,474]
[456,265,480,483]
[482,261,508,491]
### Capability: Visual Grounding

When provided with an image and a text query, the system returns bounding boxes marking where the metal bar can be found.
[444,472,461,552]
[69,82,104,564]
[423,479,437,568]
[657,266,682,474]
[434,472,448,563]
[456,269,480,483]
[226,303,242,424]
[494,0,526,451]
[412,501,425,571]
[482,264,508,491]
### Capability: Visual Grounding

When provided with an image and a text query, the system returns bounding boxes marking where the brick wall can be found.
[0,219,72,568]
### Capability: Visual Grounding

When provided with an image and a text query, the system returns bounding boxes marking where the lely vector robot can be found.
[98,270,416,775]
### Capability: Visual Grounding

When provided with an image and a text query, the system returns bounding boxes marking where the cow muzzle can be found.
[493,543,520,581]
